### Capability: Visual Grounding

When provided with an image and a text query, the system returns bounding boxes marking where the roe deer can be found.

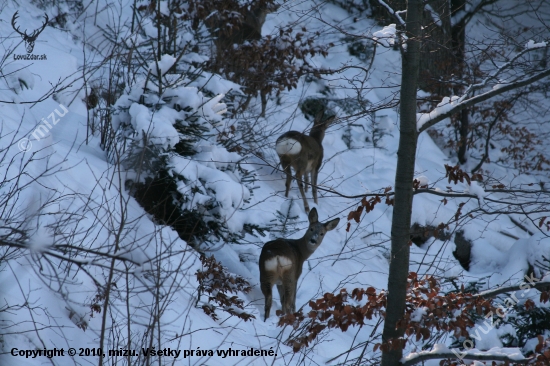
[276,114,336,213]
[259,208,339,321]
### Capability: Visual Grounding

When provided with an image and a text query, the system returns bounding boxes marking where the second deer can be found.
[275,114,336,213]
[259,208,339,321]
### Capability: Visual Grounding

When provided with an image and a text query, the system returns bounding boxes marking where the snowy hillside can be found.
[1,0,550,365]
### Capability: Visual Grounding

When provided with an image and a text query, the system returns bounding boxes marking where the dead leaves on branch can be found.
[214,28,332,100]
[277,272,550,364]
[277,286,386,352]
[188,0,333,103]
[347,196,382,224]
[278,273,550,362]
[444,164,483,185]
[345,189,390,232]
[278,273,497,353]
[196,254,255,322]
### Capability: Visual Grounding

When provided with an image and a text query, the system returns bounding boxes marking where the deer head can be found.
[12,11,49,54]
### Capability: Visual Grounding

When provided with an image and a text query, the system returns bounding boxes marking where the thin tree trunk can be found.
[418,0,452,95]
[457,107,469,164]
[380,0,422,364]
[452,0,469,164]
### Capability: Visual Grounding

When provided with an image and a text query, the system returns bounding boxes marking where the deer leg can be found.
[312,169,319,204]
[276,283,285,313]
[282,280,295,315]
[304,171,309,193]
[289,280,298,314]
[296,174,310,213]
[283,165,293,198]
[261,282,273,321]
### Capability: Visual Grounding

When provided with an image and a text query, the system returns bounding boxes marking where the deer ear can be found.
[325,218,340,231]
[308,207,318,223]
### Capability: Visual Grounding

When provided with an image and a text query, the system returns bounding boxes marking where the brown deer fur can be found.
[259,208,339,321]
[275,115,336,213]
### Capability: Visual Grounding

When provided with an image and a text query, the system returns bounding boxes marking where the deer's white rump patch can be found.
[276,138,302,155]
[264,256,293,272]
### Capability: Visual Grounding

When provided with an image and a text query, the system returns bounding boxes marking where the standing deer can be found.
[259,208,339,321]
[276,114,336,213]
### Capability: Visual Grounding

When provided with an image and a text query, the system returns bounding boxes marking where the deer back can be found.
[276,115,336,167]
[276,131,323,175]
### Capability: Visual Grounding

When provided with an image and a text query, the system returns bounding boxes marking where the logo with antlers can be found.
[11,11,49,54]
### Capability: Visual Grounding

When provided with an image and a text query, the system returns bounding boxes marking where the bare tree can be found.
[380,0,423,364]
[377,1,550,365]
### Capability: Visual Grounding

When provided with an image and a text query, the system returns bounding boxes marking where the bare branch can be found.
[376,0,406,26]
[401,349,531,366]
[478,280,550,298]
[418,67,550,133]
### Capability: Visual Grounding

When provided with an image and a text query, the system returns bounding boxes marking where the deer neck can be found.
[293,236,316,262]
[308,125,326,145]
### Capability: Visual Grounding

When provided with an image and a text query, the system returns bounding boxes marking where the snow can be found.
[169,155,251,232]
[1,63,35,94]
[417,96,459,131]
[402,344,527,364]
[149,54,177,76]
[373,24,397,48]
[465,180,486,203]
[424,4,442,27]
[526,40,547,49]
[128,103,180,149]
[375,1,406,26]
[414,175,429,186]
[410,306,428,322]
[470,233,550,294]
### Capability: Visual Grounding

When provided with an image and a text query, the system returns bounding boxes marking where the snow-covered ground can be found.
[1,0,549,365]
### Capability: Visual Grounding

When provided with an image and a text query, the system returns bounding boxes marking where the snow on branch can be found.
[424,4,441,27]
[526,40,548,49]
[401,344,531,366]
[373,24,398,48]
[416,96,459,131]
[149,54,177,77]
[477,279,550,299]
[416,42,550,132]
[460,43,549,100]
[376,0,405,26]
[417,67,550,132]
[450,0,500,27]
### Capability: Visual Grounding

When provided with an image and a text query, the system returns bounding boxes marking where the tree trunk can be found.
[380,0,423,365]
[457,107,469,164]
[418,0,453,95]
[451,0,469,164]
